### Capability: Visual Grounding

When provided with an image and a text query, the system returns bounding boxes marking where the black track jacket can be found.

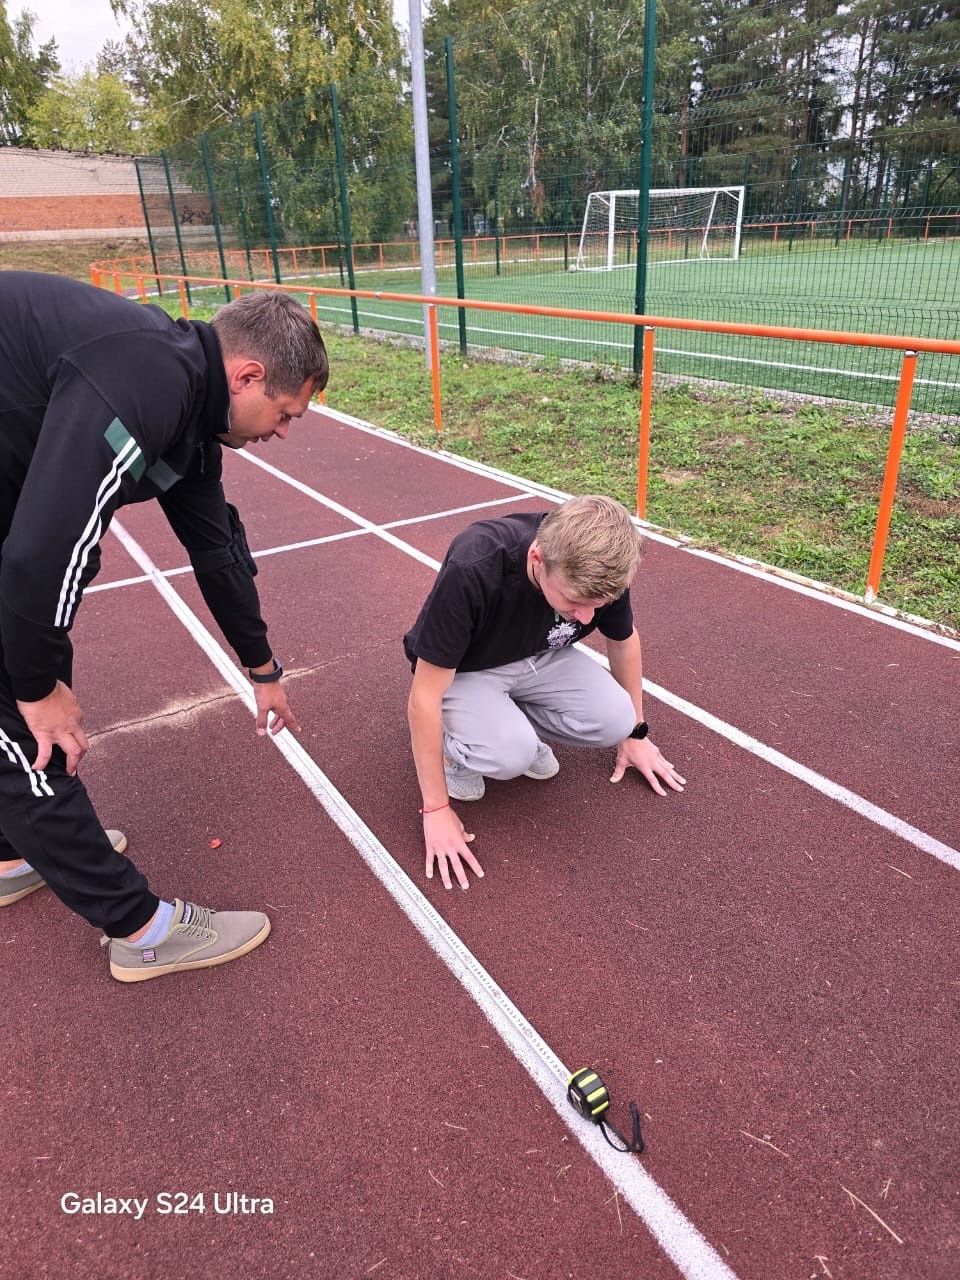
[0,272,272,701]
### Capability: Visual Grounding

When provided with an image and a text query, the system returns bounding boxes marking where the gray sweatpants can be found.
[442,647,635,780]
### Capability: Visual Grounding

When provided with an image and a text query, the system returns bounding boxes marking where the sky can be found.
[20,0,412,73]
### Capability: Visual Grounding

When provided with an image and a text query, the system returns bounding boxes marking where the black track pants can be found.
[0,640,158,937]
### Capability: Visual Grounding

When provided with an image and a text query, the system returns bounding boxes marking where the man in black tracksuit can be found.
[0,272,328,982]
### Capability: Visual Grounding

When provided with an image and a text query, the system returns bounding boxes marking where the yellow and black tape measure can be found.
[567,1068,612,1121]
[567,1067,644,1154]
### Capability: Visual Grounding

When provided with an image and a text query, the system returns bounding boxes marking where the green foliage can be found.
[424,0,664,231]
[0,1,59,143]
[114,0,407,147]
[118,0,414,244]
[26,70,141,153]
[416,0,958,231]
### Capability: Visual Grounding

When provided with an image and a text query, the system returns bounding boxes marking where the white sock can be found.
[0,861,32,877]
[130,899,175,947]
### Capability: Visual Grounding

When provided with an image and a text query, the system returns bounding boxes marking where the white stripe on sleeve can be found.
[54,439,142,628]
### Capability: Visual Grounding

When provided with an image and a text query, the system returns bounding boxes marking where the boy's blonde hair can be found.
[536,495,642,600]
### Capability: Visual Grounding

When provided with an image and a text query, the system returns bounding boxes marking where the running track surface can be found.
[3,406,958,1280]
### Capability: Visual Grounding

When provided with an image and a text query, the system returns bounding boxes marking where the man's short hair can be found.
[211,291,329,397]
[537,495,642,600]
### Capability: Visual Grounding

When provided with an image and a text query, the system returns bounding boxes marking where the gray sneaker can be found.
[523,741,560,780]
[105,899,271,983]
[0,828,128,907]
[444,758,486,802]
[0,864,45,907]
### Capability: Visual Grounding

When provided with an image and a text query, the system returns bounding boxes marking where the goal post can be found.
[573,186,745,271]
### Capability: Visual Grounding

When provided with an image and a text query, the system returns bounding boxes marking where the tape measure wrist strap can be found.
[567,1067,644,1156]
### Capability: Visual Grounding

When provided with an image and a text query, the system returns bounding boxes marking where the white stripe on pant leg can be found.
[0,729,54,798]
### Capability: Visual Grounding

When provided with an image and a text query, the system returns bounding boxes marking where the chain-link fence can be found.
[106,0,960,417]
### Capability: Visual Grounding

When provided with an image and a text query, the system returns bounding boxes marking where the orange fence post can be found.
[636,327,655,519]
[864,351,918,603]
[136,276,146,303]
[309,292,318,326]
[177,279,189,319]
[428,304,443,440]
[113,272,123,295]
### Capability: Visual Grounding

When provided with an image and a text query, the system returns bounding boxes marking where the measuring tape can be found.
[567,1067,645,1154]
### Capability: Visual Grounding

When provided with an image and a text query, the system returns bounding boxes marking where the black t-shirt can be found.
[403,511,634,671]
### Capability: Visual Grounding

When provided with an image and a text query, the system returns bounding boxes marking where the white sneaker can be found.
[523,741,560,780]
[443,759,486,802]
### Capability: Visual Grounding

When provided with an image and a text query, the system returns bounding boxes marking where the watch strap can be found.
[249,659,283,684]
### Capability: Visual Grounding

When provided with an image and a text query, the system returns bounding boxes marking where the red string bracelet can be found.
[419,802,450,815]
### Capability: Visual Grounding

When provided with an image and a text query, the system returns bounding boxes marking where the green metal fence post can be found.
[332,188,346,286]
[233,161,255,280]
[633,0,656,376]
[201,133,231,301]
[445,36,467,355]
[330,84,359,333]
[253,113,282,284]
[161,150,191,303]
[134,158,163,296]
[835,150,852,247]
[493,152,501,277]
[562,160,571,272]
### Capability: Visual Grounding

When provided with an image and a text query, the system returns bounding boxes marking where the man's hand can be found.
[17,681,89,775]
[253,681,301,737]
[610,736,686,795]
[424,806,483,890]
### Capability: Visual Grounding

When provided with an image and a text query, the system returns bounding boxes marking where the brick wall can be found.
[0,194,145,233]
[0,149,147,240]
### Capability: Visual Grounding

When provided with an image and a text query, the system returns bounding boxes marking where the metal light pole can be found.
[409,0,438,369]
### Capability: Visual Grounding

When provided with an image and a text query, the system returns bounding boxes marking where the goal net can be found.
[573,186,745,271]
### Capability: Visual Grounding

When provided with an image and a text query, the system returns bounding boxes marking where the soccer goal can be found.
[573,186,745,271]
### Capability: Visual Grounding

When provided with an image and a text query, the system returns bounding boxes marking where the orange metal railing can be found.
[89,263,960,609]
[90,211,960,284]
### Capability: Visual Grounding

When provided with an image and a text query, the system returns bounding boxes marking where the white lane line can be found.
[385,492,535,526]
[110,516,739,1280]
[236,445,960,873]
[87,495,532,595]
[88,572,154,594]
[316,406,959,650]
[582,651,960,874]
[230,454,449,569]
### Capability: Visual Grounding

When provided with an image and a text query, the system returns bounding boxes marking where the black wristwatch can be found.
[249,659,283,684]
[628,720,649,740]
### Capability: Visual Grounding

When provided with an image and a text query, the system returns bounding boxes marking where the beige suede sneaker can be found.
[105,899,271,983]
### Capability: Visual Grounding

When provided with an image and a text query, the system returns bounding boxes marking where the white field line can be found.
[317,408,960,651]
[109,516,740,1280]
[233,445,960,873]
[309,300,960,392]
